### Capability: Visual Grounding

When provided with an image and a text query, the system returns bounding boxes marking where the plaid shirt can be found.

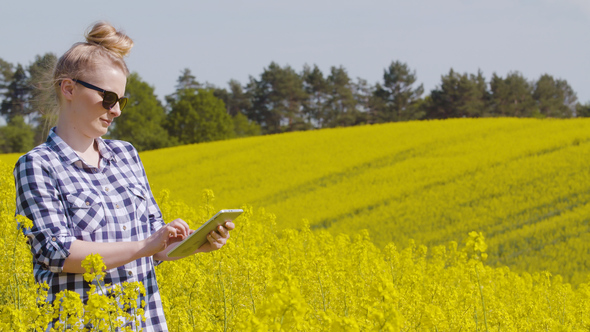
[14,128,168,331]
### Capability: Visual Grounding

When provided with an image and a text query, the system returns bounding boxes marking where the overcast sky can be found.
[2,0,589,104]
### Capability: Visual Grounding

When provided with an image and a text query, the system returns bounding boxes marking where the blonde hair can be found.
[42,22,134,131]
[53,21,134,85]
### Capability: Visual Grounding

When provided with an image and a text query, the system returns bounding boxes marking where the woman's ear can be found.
[60,79,76,101]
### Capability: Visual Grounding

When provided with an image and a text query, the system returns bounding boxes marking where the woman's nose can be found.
[109,103,122,117]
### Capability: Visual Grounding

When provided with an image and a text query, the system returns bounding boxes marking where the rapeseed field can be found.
[138,117,590,284]
[1,118,590,331]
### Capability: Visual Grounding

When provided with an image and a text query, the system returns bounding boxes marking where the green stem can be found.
[62,311,67,332]
[343,294,348,317]
[93,275,115,332]
[12,226,22,310]
[475,264,489,332]
[317,264,326,312]
[247,269,256,313]
[187,283,196,329]
[218,261,228,332]
[474,306,479,332]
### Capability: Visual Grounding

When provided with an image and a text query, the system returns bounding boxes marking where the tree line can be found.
[1,53,588,153]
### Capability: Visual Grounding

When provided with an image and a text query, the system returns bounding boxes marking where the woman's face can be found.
[65,59,127,139]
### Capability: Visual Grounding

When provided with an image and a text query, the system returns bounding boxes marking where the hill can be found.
[138,118,590,284]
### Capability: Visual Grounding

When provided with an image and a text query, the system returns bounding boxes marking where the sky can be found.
[2,0,589,104]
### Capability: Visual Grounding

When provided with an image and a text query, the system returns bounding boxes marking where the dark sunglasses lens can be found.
[119,97,128,111]
[102,92,119,110]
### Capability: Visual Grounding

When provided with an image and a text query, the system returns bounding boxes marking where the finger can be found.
[216,225,229,238]
[207,233,218,247]
[171,219,191,236]
[167,225,178,238]
[181,222,191,236]
[209,231,221,242]
[172,218,189,227]
[224,221,236,230]
[169,224,187,240]
[181,221,190,235]
[175,225,188,238]
[208,233,225,248]
[173,223,190,238]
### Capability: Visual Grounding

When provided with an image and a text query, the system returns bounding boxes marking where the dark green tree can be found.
[351,78,372,124]
[576,102,590,117]
[302,64,328,128]
[213,81,261,137]
[0,58,14,104]
[27,53,58,144]
[489,71,535,117]
[323,66,360,127]
[165,68,203,107]
[232,112,261,138]
[372,61,424,122]
[246,62,309,133]
[1,64,31,122]
[426,69,489,119]
[165,88,233,145]
[0,115,34,153]
[175,68,202,91]
[532,74,577,118]
[109,73,171,151]
[216,79,251,117]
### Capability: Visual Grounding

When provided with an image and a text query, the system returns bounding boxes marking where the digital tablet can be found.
[166,209,243,258]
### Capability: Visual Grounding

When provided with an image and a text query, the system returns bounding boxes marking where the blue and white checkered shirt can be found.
[14,128,168,331]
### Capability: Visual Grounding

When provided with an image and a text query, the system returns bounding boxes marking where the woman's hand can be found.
[141,218,191,258]
[196,221,235,253]
[151,220,235,261]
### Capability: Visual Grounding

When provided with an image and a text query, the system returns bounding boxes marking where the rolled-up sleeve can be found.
[147,193,165,233]
[14,155,76,273]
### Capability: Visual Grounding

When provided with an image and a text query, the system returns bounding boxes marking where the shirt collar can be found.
[95,136,116,162]
[46,127,117,165]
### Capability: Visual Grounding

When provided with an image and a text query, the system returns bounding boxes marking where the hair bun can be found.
[85,22,133,58]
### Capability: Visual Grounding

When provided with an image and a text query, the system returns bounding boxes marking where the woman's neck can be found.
[55,123,101,168]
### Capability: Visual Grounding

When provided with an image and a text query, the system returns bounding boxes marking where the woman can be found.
[13,22,234,331]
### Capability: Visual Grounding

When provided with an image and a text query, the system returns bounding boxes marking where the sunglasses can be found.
[72,79,128,111]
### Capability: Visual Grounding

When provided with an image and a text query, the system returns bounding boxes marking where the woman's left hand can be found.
[196,221,235,253]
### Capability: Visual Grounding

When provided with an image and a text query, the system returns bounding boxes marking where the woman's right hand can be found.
[140,218,191,257]
[63,219,191,273]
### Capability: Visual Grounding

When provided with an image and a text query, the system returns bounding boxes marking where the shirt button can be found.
[116,204,120,209]
[105,187,109,192]
[51,237,56,241]
[128,271,133,276]
[85,201,90,206]
[123,226,127,230]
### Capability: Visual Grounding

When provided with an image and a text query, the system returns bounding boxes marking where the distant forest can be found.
[1,53,588,153]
